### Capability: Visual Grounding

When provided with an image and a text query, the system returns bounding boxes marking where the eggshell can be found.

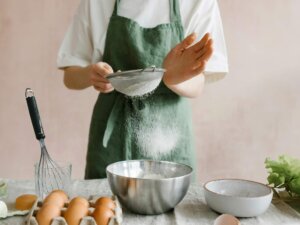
[43,190,68,208]
[0,200,8,218]
[51,190,68,198]
[15,194,38,210]
[214,214,241,225]
[92,205,114,225]
[69,196,89,208]
[64,200,89,225]
[94,197,116,210]
[36,203,61,225]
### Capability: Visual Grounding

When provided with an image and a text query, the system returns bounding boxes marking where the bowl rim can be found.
[107,67,166,79]
[203,178,273,199]
[106,159,193,180]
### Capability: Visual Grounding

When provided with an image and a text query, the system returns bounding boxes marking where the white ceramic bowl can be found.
[204,179,273,217]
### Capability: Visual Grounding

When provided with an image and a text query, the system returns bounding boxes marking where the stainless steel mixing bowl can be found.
[106,160,193,215]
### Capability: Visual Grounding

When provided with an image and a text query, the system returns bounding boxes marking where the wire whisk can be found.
[25,88,71,198]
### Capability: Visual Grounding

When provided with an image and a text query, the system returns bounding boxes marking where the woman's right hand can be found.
[90,62,114,93]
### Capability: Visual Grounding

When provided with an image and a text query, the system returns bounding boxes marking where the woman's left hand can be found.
[163,33,213,85]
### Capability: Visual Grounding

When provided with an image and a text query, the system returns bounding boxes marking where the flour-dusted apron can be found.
[85,0,196,179]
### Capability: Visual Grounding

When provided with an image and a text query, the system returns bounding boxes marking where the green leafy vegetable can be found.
[265,155,300,197]
[290,177,300,195]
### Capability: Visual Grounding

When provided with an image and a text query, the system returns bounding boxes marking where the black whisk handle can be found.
[25,88,45,140]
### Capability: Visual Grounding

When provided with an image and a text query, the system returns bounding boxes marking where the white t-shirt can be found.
[57,0,229,82]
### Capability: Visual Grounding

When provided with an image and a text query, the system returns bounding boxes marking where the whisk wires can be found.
[36,139,69,198]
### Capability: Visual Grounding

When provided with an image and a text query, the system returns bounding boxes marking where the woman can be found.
[57,0,228,179]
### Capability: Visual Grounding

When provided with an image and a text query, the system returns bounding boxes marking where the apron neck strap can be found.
[112,0,182,23]
[112,0,120,16]
[169,0,182,23]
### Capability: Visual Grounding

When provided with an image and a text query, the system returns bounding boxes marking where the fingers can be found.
[93,82,114,93]
[92,76,114,93]
[190,37,213,74]
[103,63,114,74]
[94,87,114,93]
[196,41,213,63]
[181,33,197,49]
[201,42,214,61]
[195,39,214,61]
[174,33,197,52]
[93,62,113,77]
[191,44,213,74]
[90,71,110,83]
[90,62,114,93]
[190,33,211,52]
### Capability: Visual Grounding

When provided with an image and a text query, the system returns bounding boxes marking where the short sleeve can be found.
[57,0,93,69]
[190,0,229,83]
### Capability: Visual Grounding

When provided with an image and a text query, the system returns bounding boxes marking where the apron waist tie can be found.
[103,94,124,147]
[103,93,143,147]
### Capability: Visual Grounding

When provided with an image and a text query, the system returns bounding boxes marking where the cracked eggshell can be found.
[0,200,8,218]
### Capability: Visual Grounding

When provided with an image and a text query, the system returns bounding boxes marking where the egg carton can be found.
[26,195,122,225]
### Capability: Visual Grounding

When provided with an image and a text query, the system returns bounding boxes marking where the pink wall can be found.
[0,0,299,183]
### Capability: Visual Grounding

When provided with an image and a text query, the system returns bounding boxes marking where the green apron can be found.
[85,0,196,179]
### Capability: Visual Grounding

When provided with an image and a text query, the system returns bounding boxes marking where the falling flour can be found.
[136,125,179,158]
[130,105,180,159]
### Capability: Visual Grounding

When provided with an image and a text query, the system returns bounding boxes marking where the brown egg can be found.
[69,196,89,208]
[64,200,89,225]
[51,190,68,198]
[94,197,115,210]
[43,190,68,208]
[36,203,61,225]
[92,205,114,225]
[15,194,38,210]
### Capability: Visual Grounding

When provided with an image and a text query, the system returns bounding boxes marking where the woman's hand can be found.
[90,62,114,93]
[163,33,213,86]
